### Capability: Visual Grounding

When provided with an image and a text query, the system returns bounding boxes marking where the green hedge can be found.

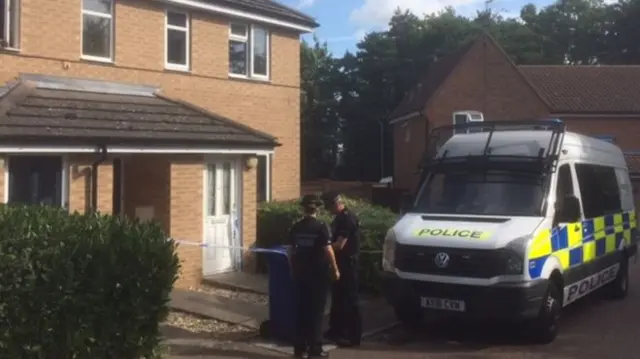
[0,205,179,359]
[257,197,398,292]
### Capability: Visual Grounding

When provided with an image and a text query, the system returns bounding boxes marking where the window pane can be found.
[207,164,216,216]
[230,23,247,37]
[83,0,111,14]
[222,162,231,215]
[229,40,247,75]
[252,27,268,76]
[167,12,187,27]
[575,164,621,218]
[167,29,187,65]
[82,15,111,58]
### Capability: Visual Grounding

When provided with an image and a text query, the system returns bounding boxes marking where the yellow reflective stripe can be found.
[594,217,606,240]
[556,249,570,270]
[567,223,582,248]
[624,229,632,245]
[530,229,552,259]
[583,241,596,262]
[529,211,635,279]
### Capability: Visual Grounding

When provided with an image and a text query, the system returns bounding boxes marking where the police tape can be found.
[166,238,383,254]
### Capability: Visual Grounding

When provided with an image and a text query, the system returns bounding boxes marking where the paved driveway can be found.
[331,261,640,359]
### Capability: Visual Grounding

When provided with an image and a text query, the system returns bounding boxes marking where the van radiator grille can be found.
[394,244,504,278]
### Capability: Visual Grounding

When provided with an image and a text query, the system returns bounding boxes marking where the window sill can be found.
[0,46,20,53]
[228,73,270,83]
[164,64,190,73]
[80,55,114,64]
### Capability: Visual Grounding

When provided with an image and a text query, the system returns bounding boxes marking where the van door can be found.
[552,163,584,269]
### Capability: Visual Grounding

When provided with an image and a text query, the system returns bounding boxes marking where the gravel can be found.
[164,311,256,339]
[195,285,268,306]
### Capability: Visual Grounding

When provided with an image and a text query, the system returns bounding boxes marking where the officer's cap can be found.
[301,194,323,209]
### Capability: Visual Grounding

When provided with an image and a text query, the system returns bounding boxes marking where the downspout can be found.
[91,145,108,213]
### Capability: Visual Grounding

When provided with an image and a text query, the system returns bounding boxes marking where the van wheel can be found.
[394,304,424,330]
[604,257,629,300]
[528,281,561,344]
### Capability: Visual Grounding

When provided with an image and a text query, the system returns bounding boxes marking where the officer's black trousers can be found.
[294,273,329,354]
[328,256,362,343]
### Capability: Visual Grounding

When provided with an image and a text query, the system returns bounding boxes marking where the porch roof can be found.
[0,74,279,149]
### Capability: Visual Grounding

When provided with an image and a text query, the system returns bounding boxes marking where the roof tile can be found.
[204,0,318,27]
[519,66,640,114]
[0,77,278,147]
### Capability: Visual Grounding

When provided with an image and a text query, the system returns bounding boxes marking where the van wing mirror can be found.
[556,195,581,223]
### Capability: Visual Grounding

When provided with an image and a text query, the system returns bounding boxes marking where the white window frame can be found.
[452,111,484,134]
[80,0,114,62]
[228,23,270,80]
[164,9,190,71]
[1,0,19,50]
[3,155,70,209]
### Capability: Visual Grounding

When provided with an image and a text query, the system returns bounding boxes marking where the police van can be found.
[381,120,638,343]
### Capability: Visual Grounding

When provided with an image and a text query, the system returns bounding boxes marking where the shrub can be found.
[256,197,398,292]
[0,204,179,359]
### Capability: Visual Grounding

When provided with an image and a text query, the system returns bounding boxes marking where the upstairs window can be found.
[0,0,20,49]
[165,10,190,71]
[82,0,113,61]
[229,23,270,80]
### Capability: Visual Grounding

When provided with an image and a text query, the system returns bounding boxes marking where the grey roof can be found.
[203,0,318,28]
[0,74,279,148]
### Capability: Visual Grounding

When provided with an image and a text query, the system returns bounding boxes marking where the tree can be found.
[304,0,636,182]
[300,38,341,180]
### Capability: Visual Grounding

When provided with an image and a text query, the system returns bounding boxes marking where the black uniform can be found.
[289,215,332,356]
[328,207,363,345]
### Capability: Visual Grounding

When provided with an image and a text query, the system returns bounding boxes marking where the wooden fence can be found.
[301,180,407,212]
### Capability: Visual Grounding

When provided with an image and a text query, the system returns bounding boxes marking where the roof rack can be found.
[418,119,566,172]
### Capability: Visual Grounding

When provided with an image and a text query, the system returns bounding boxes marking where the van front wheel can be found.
[528,281,561,344]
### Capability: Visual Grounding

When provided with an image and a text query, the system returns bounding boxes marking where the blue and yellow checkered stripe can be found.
[528,211,637,279]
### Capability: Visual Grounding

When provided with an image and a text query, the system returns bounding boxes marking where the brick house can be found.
[390,32,640,193]
[0,0,318,288]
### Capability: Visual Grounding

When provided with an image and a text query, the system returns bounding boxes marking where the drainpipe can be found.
[91,145,108,213]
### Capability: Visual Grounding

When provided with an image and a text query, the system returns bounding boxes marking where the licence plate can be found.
[420,297,466,312]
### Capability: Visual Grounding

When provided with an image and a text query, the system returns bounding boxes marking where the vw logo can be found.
[434,252,450,268]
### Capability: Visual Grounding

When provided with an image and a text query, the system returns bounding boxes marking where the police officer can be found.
[322,191,363,348]
[288,194,340,358]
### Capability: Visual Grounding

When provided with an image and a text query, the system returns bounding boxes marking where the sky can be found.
[277,0,564,56]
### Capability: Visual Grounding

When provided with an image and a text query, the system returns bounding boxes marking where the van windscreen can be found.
[415,169,546,216]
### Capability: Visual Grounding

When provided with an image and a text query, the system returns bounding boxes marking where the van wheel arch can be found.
[528,269,563,344]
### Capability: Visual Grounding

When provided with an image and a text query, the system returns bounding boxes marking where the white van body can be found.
[382,127,637,342]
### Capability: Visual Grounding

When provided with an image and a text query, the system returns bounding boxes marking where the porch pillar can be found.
[242,159,258,272]
[169,156,204,289]
[68,156,113,215]
[96,161,113,214]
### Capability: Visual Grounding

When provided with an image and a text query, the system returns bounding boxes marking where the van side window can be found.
[555,164,574,199]
[575,164,622,218]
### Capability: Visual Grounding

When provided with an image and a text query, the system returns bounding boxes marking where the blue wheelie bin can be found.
[252,245,295,343]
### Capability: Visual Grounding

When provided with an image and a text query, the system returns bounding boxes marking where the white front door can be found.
[203,159,238,275]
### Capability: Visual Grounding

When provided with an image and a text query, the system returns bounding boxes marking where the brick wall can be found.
[0,0,301,202]
[393,37,550,191]
[392,37,640,192]
[0,0,304,288]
